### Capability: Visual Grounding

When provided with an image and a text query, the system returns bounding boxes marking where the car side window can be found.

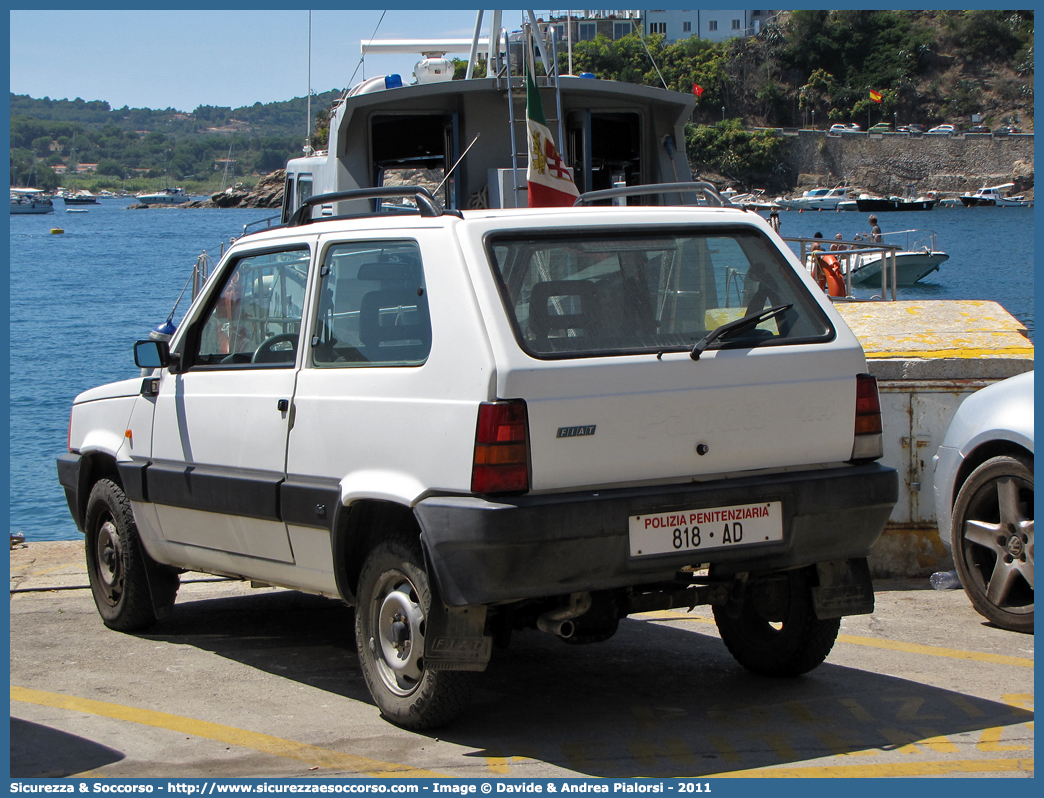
[312,240,430,367]
[194,248,310,367]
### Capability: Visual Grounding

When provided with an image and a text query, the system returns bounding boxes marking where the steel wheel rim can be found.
[95,518,123,606]
[961,474,1034,617]
[369,571,425,697]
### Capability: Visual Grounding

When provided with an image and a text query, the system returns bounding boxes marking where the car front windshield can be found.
[487,227,833,358]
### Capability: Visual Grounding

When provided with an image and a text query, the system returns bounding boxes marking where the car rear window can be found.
[486,227,834,358]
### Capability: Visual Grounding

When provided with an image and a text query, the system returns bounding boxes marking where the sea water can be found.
[8,200,1035,541]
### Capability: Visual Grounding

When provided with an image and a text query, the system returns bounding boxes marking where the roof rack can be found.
[573,181,734,207]
[287,186,452,227]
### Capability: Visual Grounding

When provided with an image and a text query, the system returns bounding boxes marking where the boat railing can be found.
[784,236,903,300]
[243,215,282,235]
[878,228,939,252]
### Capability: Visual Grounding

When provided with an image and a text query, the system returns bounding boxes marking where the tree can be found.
[96,159,123,176]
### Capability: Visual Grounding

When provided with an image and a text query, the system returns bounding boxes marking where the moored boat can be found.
[776,184,851,211]
[10,188,54,215]
[846,229,948,285]
[279,19,698,220]
[61,190,100,205]
[855,193,937,212]
[136,186,191,205]
[959,183,1030,207]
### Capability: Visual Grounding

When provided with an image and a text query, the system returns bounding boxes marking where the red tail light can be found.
[851,373,883,461]
[472,400,530,493]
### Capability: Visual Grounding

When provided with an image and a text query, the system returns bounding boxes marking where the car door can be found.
[148,242,314,562]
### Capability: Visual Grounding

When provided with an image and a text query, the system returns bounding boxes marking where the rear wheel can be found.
[84,479,178,632]
[713,569,840,676]
[355,533,473,729]
[951,455,1034,633]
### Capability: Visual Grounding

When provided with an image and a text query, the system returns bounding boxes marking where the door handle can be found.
[277,399,289,412]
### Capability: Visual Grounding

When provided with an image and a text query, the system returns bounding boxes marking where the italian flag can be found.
[526,66,579,207]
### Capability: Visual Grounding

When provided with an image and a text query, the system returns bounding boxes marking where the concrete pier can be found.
[837,300,1033,577]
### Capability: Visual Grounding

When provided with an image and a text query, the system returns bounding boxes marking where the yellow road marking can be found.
[978,726,1031,753]
[640,613,1034,669]
[837,634,1034,668]
[709,757,1033,778]
[11,686,445,777]
[864,347,1035,359]
[638,610,715,624]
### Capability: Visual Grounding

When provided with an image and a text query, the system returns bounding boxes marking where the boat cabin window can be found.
[371,114,453,209]
[568,112,642,201]
[280,173,314,223]
[281,175,295,223]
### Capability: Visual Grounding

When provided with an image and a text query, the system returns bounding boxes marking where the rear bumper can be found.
[416,463,898,606]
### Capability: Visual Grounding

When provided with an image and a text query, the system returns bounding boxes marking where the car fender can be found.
[341,469,433,508]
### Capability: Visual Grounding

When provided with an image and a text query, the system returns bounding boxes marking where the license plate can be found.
[629,501,783,557]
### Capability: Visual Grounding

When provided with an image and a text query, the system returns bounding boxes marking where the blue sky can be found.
[9,9,530,111]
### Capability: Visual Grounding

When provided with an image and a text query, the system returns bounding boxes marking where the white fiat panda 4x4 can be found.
[58,185,897,729]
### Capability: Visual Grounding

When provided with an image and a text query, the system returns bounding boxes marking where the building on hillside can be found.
[645,9,777,43]
[537,10,644,44]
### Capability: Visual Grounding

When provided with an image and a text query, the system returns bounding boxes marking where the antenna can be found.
[305,10,313,155]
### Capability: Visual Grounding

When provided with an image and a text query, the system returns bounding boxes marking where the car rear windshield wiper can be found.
[690,304,793,361]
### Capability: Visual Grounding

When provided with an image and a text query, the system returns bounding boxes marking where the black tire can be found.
[950,454,1034,633]
[84,479,178,632]
[713,569,840,676]
[354,533,473,730]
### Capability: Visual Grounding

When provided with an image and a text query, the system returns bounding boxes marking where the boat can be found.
[9,188,54,215]
[855,193,937,212]
[135,186,191,205]
[279,15,698,221]
[776,184,851,211]
[727,188,779,211]
[66,208,89,213]
[959,183,1030,207]
[61,190,100,205]
[845,229,949,285]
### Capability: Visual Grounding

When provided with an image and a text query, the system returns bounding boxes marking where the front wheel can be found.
[84,479,178,632]
[713,569,840,676]
[951,455,1034,633]
[354,534,473,729]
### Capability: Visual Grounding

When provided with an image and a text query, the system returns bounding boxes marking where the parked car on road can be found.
[828,123,861,136]
[994,125,1021,137]
[58,183,899,729]
[868,123,892,134]
[933,371,1034,633]
[927,124,959,136]
[906,123,926,135]
[967,125,992,135]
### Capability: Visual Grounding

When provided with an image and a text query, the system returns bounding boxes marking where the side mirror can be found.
[134,340,171,369]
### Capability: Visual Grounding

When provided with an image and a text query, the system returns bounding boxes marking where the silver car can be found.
[933,371,1034,632]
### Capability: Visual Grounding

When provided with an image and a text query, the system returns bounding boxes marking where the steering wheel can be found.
[252,333,299,364]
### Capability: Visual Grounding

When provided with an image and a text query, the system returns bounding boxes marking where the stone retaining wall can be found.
[783,131,1034,195]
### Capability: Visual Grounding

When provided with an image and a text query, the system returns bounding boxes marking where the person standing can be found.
[868,214,882,243]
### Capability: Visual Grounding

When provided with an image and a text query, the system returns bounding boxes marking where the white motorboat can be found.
[846,229,949,285]
[10,188,54,215]
[776,184,851,211]
[959,183,1030,207]
[136,186,191,205]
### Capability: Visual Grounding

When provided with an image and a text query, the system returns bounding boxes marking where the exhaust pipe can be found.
[536,592,592,638]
